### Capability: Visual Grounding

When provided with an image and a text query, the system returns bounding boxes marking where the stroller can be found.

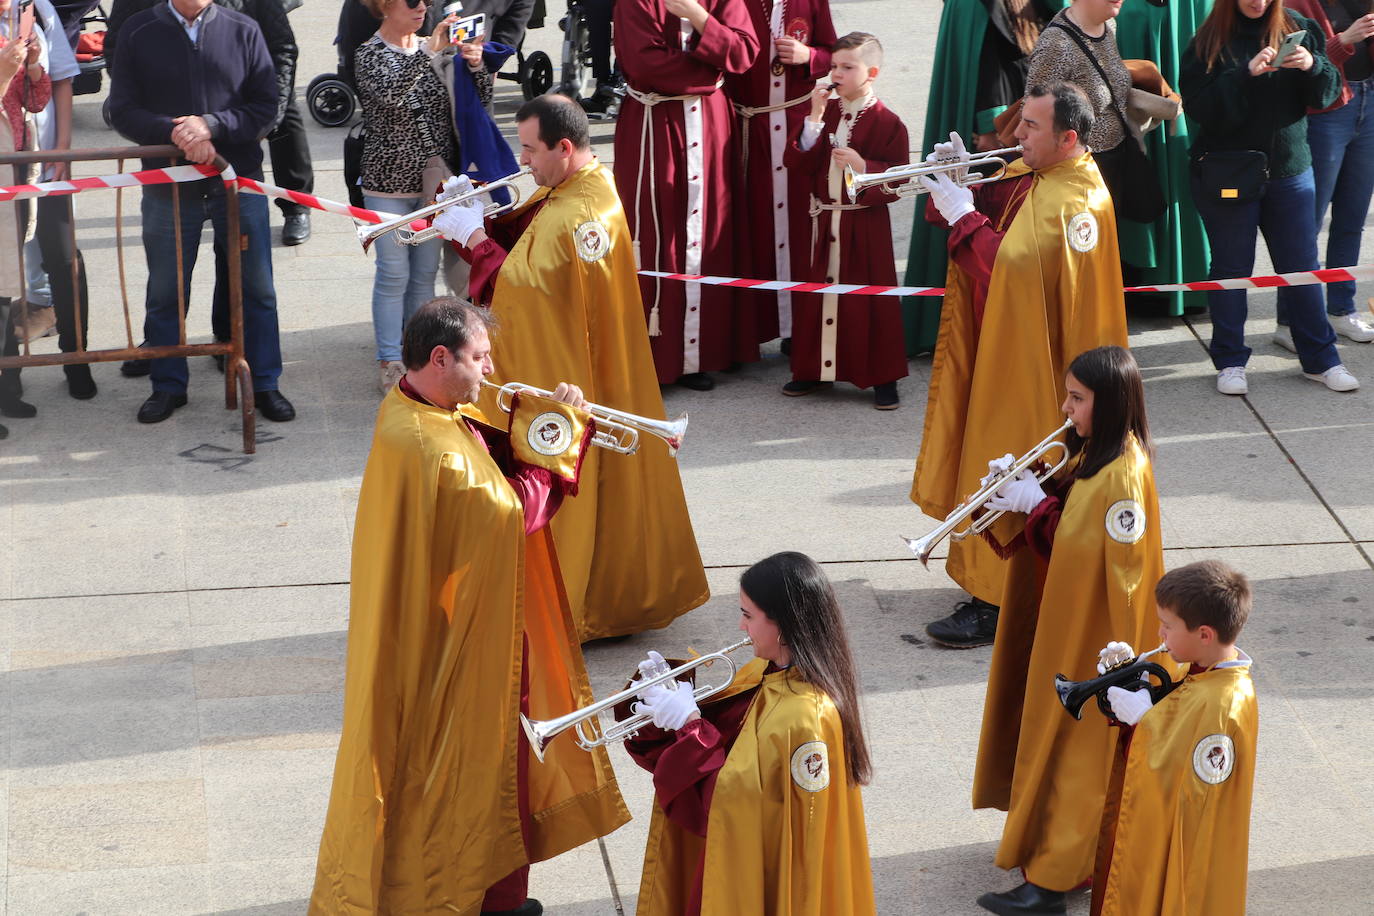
[307,0,564,129]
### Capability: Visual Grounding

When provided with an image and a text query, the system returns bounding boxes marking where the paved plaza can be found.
[1,0,1373,912]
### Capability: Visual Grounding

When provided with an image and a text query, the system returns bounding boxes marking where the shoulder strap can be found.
[1045,19,1130,133]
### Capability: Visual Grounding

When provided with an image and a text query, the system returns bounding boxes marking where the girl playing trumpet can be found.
[972,345,1165,916]
[624,551,876,916]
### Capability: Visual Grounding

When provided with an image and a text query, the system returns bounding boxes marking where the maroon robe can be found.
[613,0,762,382]
[724,0,836,341]
[783,97,909,388]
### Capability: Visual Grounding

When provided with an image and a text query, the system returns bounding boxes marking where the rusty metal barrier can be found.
[0,145,256,453]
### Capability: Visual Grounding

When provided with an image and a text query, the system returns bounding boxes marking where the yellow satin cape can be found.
[478,159,708,641]
[1095,661,1257,916]
[911,153,1127,604]
[637,660,876,916]
[310,389,629,914]
[973,438,1163,891]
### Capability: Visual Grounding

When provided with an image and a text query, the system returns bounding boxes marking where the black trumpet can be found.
[1054,644,1181,722]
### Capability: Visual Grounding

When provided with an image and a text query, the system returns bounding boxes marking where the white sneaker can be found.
[1216,366,1248,395]
[1303,364,1360,392]
[1330,313,1374,342]
[1272,325,1296,353]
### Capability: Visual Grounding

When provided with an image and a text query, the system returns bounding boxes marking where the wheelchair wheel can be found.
[523,51,554,100]
[307,74,357,128]
[558,10,592,99]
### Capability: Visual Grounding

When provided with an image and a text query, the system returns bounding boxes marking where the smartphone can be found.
[1273,29,1307,64]
[449,12,486,44]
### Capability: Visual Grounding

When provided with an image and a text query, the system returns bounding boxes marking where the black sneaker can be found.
[925,598,999,648]
[781,379,831,397]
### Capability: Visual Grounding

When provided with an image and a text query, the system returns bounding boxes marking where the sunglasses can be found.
[403,0,430,8]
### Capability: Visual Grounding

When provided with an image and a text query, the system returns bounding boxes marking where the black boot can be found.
[65,363,97,400]
[925,597,999,648]
[976,881,1066,915]
[0,320,35,418]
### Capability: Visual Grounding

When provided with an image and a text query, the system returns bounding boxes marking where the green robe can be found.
[1113,0,1212,315]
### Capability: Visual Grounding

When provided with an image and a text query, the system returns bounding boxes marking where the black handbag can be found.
[1192,150,1269,204]
[343,122,366,209]
[1048,21,1167,224]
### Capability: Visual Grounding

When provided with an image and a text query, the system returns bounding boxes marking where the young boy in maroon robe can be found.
[613,0,761,391]
[725,0,836,347]
[783,32,909,409]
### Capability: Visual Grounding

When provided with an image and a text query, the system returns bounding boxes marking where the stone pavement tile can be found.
[7,522,188,600]
[203,858,315,914]
[191,620,346,701]
[182,482,354,531]
[1262,422,1374,541]
[7,460,187,535]
[6,864,209,915]
[199,693,343,752]
[7,591,190,671]
[6,660,200,789]
[1249,803,1374,873]
[8,814,207,875]
[183,524,350,591]
[1247,856,1374,916]
[187,583,348,629]
[201,747,335,864]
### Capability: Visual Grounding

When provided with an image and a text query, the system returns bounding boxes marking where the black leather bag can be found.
[1193,150,1269,204]
[343,122,366,209]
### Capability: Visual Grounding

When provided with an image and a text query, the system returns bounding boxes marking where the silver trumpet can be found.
[845,145,1022,199]
[356,167,533,252]
[483,380,689,456]
[901,417,1074,567]
[521,638,753,763]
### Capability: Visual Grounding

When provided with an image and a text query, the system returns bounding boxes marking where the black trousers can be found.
[267,91,314,216]
[35,195,91,357]
[583,0,614,82]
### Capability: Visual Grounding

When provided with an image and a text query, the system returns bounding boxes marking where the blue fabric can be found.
[364,195,441,363]
[1302,77,1374,317]
[455,42,519,205]
[1190,167,1341,375]
[141,182,282,393]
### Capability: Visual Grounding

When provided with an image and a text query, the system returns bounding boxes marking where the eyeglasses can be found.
[403,0,430,8]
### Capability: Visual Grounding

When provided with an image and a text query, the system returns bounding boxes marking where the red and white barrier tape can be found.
[7,166,1374,294]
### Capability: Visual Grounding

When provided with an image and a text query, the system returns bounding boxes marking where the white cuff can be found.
[799,119,824,152]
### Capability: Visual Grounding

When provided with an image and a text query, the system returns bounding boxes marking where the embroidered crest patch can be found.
[1193,734,1236,785]
[787,17,810,43]
[1067,211,1098,252]
[574,219,611,262]
[1105,499,1146,544]
[790,741,830,792]
[527,411,574,456]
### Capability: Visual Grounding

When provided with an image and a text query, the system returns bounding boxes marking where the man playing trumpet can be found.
[311,298,630,914]
[911,81,1128,648]
[432,94,708,641]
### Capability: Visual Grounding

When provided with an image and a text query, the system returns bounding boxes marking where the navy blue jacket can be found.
[108,3,277,176]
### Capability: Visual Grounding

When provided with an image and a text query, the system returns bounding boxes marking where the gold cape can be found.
[910,154,1127,604]
[637,660,876,916]
[310,389,629,914]
[1095,659,1257,916]
[973,438,1163,891]
[477,159,709,641]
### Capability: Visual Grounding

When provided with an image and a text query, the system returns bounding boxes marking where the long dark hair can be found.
[739,552,872,785]
[1065,346,1153,479]
[1192,0,1298,72]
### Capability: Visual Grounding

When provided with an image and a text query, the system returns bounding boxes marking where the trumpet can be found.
[901,417,1073,567]
[356,167,533,251]
[1054,643,1181,721]
[521,638,753,762]
[845,146,1022,199]
[483,380,689,456]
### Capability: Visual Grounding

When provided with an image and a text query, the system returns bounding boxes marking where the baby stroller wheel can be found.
[307,74,357,128]
[523,51,554,100]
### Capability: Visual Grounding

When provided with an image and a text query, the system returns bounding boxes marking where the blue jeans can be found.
[141,181,282,394]
[1301,78,1374,317]
[364,194,441,362]
[1190,168,1341,374]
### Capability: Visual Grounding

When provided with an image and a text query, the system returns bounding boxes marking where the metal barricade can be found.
[0,144,257,453]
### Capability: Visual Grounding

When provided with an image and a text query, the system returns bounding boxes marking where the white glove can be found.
[636,681,700,730]
[979,453,1016,489]
[1106,685,1154,725]
[436,174,476,202]
[1097,641,1136,675]
[631,650,674,705]
[920,169,976,225]
[984,468,1047,514]
[431,204,486,247]
[928,130,971,182]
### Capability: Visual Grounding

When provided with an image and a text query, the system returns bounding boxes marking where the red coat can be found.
[613,0,763,382]
[783,97,909,388]
[725,0,836,341]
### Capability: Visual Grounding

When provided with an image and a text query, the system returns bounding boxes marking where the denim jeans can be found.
[1299,78,1374,317]
[141,181,282,394]
[1190,167,1341,375]
[364,194,441,363]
